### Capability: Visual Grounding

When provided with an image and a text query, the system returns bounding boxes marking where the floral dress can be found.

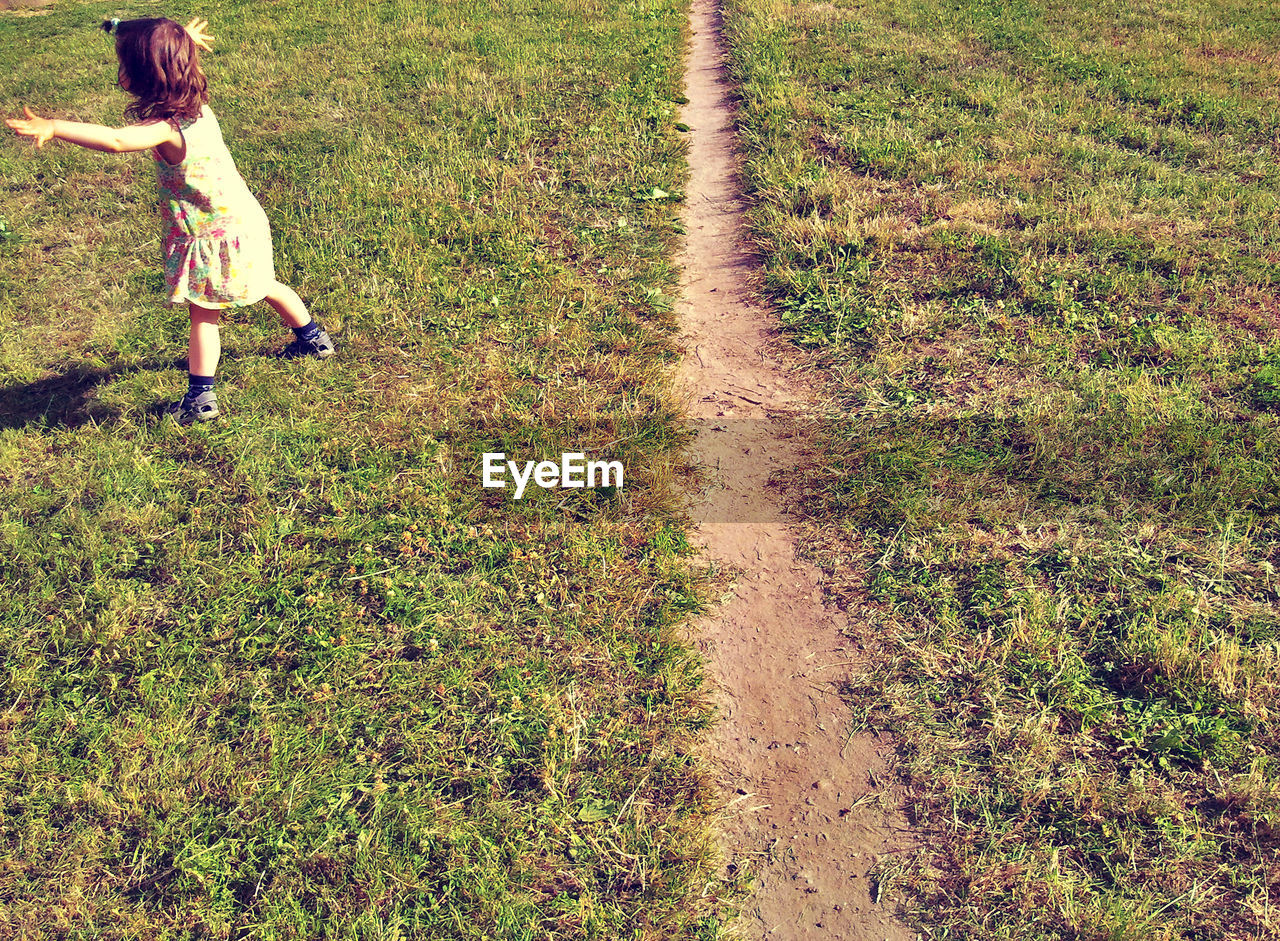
[154,105,275,308]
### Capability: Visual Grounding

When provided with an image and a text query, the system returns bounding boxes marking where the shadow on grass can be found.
[0,356,185,431]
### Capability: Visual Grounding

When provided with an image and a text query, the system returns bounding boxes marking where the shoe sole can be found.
[173,412,220,425]
[164,407,220,425]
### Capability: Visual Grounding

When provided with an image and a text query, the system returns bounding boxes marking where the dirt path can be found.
[674,1,916,938]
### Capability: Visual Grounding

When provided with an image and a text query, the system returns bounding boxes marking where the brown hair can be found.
[103,17,208,123]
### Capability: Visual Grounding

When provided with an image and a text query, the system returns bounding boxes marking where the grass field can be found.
[8,0,1280,938]
[721,0,1280,937]
[0,1,732,937]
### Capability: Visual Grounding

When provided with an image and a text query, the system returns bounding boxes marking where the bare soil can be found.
[0,0,55,13]
[674,1,917,938]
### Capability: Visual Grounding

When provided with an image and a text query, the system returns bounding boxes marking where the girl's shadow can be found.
[0,356,185,431]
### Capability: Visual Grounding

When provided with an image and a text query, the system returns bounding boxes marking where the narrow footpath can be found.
[674,1,916,937]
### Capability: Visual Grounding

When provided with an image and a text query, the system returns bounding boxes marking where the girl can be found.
[6,16,333,425]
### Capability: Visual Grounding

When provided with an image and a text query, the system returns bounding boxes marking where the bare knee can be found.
[190,303,221,326]
[265,280,296,302]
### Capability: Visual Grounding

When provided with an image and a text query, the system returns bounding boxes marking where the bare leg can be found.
[263,280,311,329]
[189,303,221,377]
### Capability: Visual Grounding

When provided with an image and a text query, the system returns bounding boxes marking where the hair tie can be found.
[109,17,120,33]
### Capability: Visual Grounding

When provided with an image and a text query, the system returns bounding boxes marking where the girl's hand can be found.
[6,107,55,148]
[184,17,214,51]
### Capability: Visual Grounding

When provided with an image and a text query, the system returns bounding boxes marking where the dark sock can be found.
[293,320,322,342]
[186,373,215,402]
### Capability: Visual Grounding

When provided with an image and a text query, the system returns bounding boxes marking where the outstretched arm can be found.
[6,107,180,153]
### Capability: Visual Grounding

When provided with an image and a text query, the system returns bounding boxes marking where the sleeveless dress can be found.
[154,105,275,309]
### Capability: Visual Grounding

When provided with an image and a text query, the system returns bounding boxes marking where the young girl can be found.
[6,16,333,425]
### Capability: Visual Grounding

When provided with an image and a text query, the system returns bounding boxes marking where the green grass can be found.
[721,0,1280,937]
[0,1,730,938]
